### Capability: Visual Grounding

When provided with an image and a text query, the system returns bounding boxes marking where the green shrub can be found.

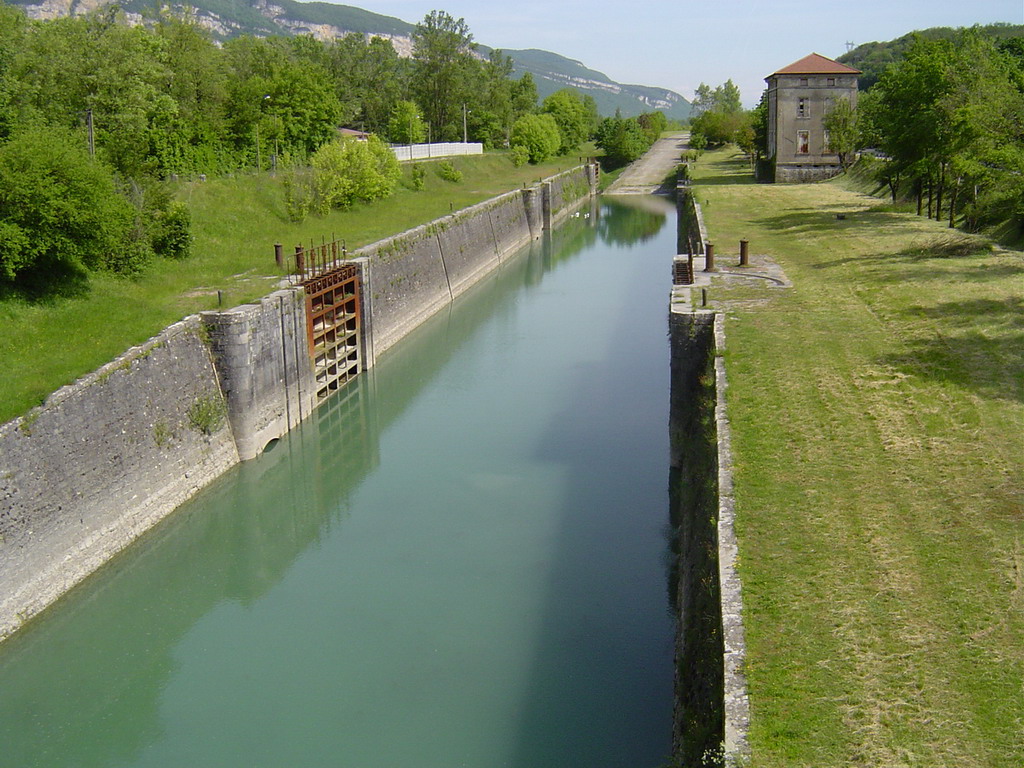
[311,135,402,213]
[151,201,192,260]
[510,145,529,167]
[510,114,561,164]
[437,161,463,183]
[410,163,426,190]
[0,126,136,281]
[187,393,226,435]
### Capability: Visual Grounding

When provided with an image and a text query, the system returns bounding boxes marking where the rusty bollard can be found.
[739,239,749,266]
[275,243,283,269]
[295,245,305,276]
[704,242,715,272]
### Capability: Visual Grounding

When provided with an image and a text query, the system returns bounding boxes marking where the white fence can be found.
[390,142,484,162]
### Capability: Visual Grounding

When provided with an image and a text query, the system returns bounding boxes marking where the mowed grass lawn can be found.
[0,150,589,424]
[694,149,1023,766]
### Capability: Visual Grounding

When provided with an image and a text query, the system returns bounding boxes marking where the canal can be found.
[0,196,678,768]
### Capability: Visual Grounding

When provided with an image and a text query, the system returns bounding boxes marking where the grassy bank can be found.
[0,150,589,424]
[693,149,1023,766]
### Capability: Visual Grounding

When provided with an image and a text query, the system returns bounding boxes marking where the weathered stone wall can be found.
[0,317,239,639]
[0,164,597,643]
[201,288,315,461]
[358,164,595,362]
[668,309,750,767]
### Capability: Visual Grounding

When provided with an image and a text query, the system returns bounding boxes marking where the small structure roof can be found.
[770,53,861,76]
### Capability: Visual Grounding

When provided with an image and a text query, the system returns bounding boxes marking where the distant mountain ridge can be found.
[8,0,692,118]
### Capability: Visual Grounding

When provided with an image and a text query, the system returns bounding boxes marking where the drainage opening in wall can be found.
[263,437,281,454]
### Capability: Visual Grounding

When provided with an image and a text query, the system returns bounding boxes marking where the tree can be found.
[328,33,405,134]
[541,89,588,155]
[511,72,538,120]
[388,100,426,144]
[412,10,476,140]
[713,79,742,114]
[691,83,714,116]
[595,115,649,166]
[0,126,137,281]
[822,97,859,169]
[510,113,560,163]
[309,135,401,212]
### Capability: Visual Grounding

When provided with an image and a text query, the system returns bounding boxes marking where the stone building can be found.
[765,53,860,183]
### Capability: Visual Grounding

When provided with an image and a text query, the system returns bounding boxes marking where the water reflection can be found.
[0,198,679,768]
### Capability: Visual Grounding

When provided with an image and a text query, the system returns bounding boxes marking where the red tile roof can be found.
[771,53,861,76]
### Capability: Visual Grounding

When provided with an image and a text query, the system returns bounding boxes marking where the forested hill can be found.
[838,22,1024,89]
[7,0,691,118]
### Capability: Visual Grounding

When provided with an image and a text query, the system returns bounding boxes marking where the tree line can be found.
[688,29,1024,239]
[0,4,670,288]
[857,31,1024,235]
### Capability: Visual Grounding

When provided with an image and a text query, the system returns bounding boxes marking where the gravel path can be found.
[605,132,689,195]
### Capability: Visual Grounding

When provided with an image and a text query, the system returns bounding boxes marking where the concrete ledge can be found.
[713,313,751,765]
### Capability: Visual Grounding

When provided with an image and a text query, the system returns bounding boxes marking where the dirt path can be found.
[605,132,688,195]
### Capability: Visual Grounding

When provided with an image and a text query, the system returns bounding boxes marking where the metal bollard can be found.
[704,242,715,272]
[274,243,283,269]
[295,245,305,276]
[739,239,749,266]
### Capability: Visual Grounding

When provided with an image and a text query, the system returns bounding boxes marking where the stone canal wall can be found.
[201,288,315,461]
[668,308,750,767]
[0,317,240,640]
[356,163,597,363]
[0,164,598,641]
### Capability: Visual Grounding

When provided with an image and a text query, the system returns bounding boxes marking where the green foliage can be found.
[151,201,193,260]
[860,30,1024,232]
[410,163,426,190]
[821,97,859,169]
[387,100,427,144]
[187,392,226,435]
[436,161,463,183]
[838,23,1024,89]
[511,113,561,164]
[541,89,589,154]
[595,115,648,167]
[0,126,136,281]
[302,135,401,215]
[510,145,530,167]
[412,10,476,141]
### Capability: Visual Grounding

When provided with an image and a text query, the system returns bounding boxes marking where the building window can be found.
[824,130,832,153]
[797,98,808,117]
[799,77,808,86]
[797,130,810,154]
[827,77,836,86]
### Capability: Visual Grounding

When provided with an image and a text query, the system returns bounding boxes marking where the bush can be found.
[285,135,401,220]
[151,201,192,260]
[0,126,136,281]
[410,163,426,190]
[437,161,463,183]
[510,113,561,164]
[510,145,530,167]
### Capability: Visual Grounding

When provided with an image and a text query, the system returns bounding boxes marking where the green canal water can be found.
[0,197,679,768]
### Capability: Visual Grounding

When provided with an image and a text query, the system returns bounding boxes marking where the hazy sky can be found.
[344,0,1022,106]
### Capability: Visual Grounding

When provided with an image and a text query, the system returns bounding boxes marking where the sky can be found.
[341,0,1023,106]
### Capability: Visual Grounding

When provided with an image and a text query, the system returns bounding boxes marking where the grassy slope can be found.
[692,150,1023,766]
[0,151,589,424]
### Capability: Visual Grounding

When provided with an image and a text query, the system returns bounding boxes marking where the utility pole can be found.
[463,103,468,144]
